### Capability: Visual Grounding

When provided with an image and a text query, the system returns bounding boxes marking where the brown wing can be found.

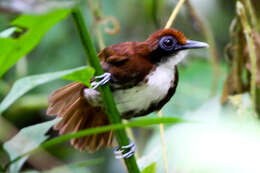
[98,42,155,88]
[47,82,113,152]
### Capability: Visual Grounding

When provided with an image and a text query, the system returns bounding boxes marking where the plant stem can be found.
[159,1,188,172]
[71,8,140,173]
[164,0,186,28]
[241,0,258,27]
[157,110,169,173]
[237,1,257,113]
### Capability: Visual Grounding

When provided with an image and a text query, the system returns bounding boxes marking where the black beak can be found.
[176,40,209,50]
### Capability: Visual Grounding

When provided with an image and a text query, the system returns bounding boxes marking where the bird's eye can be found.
[159,36,177,51]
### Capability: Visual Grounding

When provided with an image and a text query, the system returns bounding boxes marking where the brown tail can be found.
[47,82,113,152]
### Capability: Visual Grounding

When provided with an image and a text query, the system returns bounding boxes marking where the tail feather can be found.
[47,82,113,152]
[48,82,82,103]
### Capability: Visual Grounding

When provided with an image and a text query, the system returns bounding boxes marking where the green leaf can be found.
[41,117,184,149]
[3,118,61,173]
[8,117,184,166]
[0,9,71,77]
[0,66,94,114]
[62,67,95,86]
[141,162,156,173]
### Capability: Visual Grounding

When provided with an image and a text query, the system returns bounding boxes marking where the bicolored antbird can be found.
[46,28,208,158]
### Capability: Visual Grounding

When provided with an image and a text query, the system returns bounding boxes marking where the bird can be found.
[46,28,208,156]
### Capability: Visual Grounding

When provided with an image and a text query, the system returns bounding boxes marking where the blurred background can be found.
[0,0,260,172]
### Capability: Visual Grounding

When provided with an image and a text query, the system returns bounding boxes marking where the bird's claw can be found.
[91,73,111,89]
[114,140,136,159]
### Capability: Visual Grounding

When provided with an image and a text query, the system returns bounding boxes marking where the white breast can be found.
[112,51,187,115]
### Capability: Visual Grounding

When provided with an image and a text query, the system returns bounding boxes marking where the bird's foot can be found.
[114,140,136,159]
[91,73,111,89]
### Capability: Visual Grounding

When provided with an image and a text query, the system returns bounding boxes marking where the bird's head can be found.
[145,28,208,65]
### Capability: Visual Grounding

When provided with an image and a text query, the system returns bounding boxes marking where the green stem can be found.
[71,8,140,173]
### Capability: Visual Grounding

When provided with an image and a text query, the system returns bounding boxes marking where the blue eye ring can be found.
[159,36,177,51]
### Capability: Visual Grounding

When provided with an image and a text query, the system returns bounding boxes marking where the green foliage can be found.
[141,162,156,173]
[7,117,183,172]
[3,118,61,173]
[62,67,95,86]
[0,9,71,78]
[143,0,165,26]
[41,117,183,149]
[0,66,94,114]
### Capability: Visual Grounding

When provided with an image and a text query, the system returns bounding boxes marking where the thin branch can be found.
[158,1,188,172]
[157,110,169,173]
[71,8,140,173]
[164,0,186,28]
[241,0,258,28]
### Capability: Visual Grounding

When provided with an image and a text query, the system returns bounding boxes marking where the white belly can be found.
[113,65,176,115]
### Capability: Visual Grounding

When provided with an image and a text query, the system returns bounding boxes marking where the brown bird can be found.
[46,28,208,156]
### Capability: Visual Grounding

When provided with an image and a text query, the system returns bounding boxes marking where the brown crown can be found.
[145,28,187,51]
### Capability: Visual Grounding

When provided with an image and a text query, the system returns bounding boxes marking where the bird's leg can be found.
[91,72,111,89]
[113,139,136,159]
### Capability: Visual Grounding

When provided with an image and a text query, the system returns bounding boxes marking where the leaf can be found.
[141,162,156,173]
[62,67,95,86]
[0,66,94,114]
[0,9,71,78]
[8,116,184,167]
[3,118,61,173]
[41,117,184,149]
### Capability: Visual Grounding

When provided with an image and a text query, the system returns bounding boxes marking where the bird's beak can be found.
[176,40,209,50]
